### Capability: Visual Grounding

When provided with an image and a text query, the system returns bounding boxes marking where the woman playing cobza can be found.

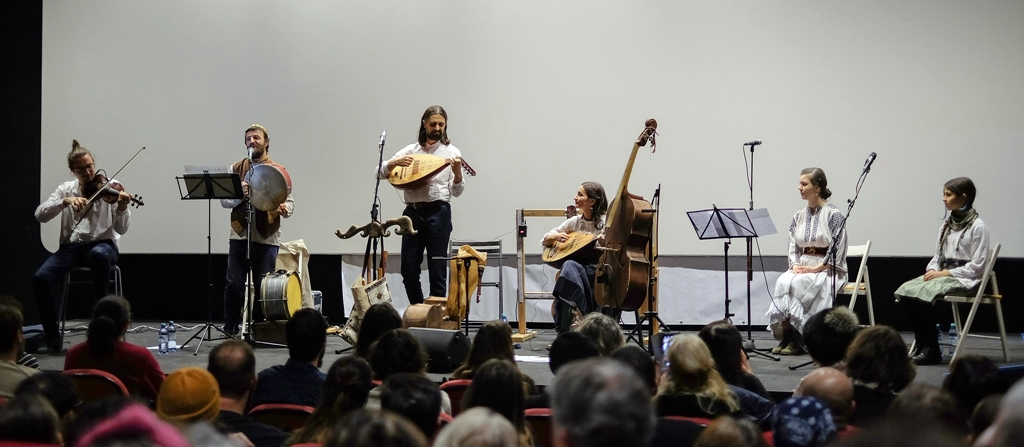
[767,168,848,355]
[541,182,607,333]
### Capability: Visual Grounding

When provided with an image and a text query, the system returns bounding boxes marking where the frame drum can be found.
[261,270,302,320]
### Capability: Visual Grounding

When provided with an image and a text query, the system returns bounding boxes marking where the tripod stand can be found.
[177,169,242,355]
[623,186,670,353]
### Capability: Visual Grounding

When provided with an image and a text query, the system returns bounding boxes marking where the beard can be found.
[426,130,443,141]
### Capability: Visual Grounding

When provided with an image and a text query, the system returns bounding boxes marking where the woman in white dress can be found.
[767,168,848,355]
[895,177,988,365]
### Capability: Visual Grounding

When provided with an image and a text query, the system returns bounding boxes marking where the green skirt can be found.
[894,276,972,304]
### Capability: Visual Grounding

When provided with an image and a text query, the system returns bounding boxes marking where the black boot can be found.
[912,339,942,365]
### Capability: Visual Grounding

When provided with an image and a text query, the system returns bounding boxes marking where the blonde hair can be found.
[572,313,624,357]
[433,407,518,447]
[657,334,739,413]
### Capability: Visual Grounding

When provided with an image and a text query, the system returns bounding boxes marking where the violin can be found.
[84,173,144,208]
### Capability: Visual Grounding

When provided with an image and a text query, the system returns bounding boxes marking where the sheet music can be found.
[748,208,778,237]
[184,165,229,175]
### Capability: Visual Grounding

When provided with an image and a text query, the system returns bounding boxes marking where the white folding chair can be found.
[944,244,1006,363]
[838,241,875,326]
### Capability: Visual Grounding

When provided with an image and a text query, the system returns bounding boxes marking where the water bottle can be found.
[168,321,177,352]
[158,323,168,355]
[948,324,957,357]
[501,312,509,325]
[936,324,944,345]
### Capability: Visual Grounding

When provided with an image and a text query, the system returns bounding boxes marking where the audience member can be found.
[0,295,39,368]
[794,367,856,432]
[843,325,914,426]
[355,303,404,358]
[0,304,39,398]
[250,308,328,408]
[287,355,373,445]
[772,396,837,447]
[969,394,1003,445]
[887,382,967,438]
[326,408,428,447]
[610,344,657,395]
[14,370,80,432]
[462,359,532,447]
[572,312,624,357]
[433,407,518,447]
[942,353,1008,418]
[551,357,655,447]
[156,366,221,425]
[380,373,442,441]
[0,393,62,444]
[801,306,861,370]
[207,340,288,447]
[64,395,134,446]
[367,328,451,414]
[698,320,771,399]
[655,334,740,419]
[975,379,1024,447]
[525,331,599,409]
[832,418,963,447]
[63,295,165,403]
[70,401,190,447]
[692,416,767,447]
[452,320,536,394]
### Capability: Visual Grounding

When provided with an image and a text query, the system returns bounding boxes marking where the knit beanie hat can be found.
[156,367,221,423]
[75,403,190,447]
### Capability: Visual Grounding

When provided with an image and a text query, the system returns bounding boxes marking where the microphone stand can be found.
[743,143,779,361]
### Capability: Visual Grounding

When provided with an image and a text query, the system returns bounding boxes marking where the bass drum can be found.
[261,270,302,320]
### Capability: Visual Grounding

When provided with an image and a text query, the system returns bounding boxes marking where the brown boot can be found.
[772,326,793,354]
[781,330,806,355]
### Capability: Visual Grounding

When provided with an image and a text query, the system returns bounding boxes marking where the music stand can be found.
[176,168,242,355]
[687,206,779,361]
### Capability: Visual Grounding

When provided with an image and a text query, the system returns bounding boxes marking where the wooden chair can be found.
[944,244,1007,362]
[525,408,554,447]
[59,265,123,348]
[439,379,472,416]
[62,369,129,404]
[247,403,315,432]
[838,241,875,325]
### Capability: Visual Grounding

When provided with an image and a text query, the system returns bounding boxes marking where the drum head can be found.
[250,164,287,212]
[285,273,302,317]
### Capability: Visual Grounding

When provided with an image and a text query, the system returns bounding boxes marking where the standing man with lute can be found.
[378,105,471,305]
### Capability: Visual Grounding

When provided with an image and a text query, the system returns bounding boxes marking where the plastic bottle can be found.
[158,323,168,355]
[168,321,177,352]
[501,312,509,325]
[948,324,957,357]
[936,323,944,345]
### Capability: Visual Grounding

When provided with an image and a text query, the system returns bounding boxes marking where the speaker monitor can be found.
[407,327,470,374]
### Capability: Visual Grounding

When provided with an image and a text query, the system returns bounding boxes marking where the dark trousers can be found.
[32,240,119,342]
[901,297,955,345]
[224,239,279,331]
[401,201,452,305]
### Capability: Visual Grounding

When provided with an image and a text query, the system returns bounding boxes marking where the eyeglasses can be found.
[72,163,95,174]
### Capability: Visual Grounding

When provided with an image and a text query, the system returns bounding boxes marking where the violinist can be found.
[32,140,132,354]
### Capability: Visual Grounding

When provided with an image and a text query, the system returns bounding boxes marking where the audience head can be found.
[970,394,1003,444]
[549,331,600,374]
[975,378,1024,447]
[356,303,404,358]
[0,393,62,444]
[697,320,747,384]
[772,395,837,447]
[369,328,428,380]
[802,306,860,367]
[794,367,855,427]
[433,407,518,447]
[70,402,190,447]
[327,408,428,447]
[658,334,739,413]
[0,303,24,355]
[380,373,443,440]
[289,355,374,445]
[64,395,135,446]
[844,325,914,393]
[206,339,256,401]
[156,367,221,424]
[831,418,963,447]
[15,370,80,423]
[888,382,967,437]
[572,312,624,357]
[462,359,526,435]
[693,416,769,447]
[288,308,329,365]
[942,353,1008,417]
[86,295,132,356]
[610,344,657,395]
[455,319,515,377]
[551,357,655,447]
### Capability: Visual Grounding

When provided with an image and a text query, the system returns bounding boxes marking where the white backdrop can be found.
[40,0,1024,258]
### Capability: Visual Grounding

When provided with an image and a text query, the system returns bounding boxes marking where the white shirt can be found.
[35,180,131,247]
[376,142,466,203]
[925,218,989,290]
[541,215,604,247]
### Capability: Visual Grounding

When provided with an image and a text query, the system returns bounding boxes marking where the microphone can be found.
[744,140,762,146]
[247,147,254,162]
[863,152,877,172]
[379,130,387,147]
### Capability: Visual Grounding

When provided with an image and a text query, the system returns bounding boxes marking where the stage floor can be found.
[38,320,1024,397]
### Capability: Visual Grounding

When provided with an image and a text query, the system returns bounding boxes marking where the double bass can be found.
[594,119,657,311]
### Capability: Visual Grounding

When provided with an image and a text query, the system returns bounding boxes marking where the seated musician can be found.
[541,182,607,332]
